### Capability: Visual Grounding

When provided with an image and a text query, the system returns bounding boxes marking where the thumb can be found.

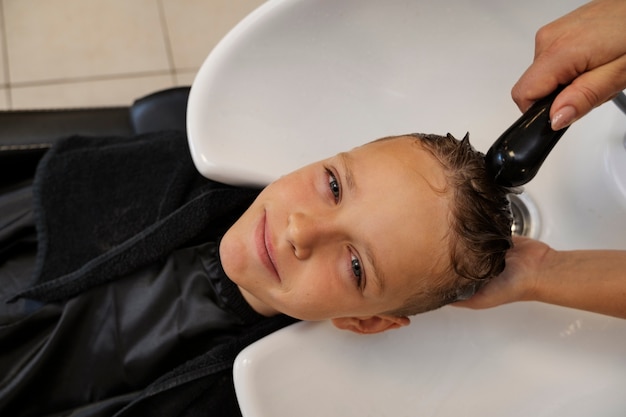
[550,57,626,130]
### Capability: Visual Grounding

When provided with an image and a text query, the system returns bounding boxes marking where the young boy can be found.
[221,132,513,333]
[0,131,512,416]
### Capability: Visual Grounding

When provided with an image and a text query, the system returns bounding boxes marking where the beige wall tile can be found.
[11,75,175,109]
[4,0,171,84]
[174,70,198,86]
[0,89,8,110]
[161,0,266,71]
[0,16,6,86]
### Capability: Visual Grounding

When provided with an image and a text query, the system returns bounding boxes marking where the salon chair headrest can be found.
[0,86,190,191]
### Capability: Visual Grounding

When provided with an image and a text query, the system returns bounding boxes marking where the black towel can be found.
[12,131,260,303]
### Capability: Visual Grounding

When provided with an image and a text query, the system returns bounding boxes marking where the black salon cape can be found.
[0,132,296,417]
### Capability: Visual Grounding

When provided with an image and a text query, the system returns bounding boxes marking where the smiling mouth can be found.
[259,210,281,282]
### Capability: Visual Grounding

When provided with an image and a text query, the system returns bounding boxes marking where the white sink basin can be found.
[235,308,626,417]
[186,0,626,416]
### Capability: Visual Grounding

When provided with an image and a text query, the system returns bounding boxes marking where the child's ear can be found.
[331,315,410,334]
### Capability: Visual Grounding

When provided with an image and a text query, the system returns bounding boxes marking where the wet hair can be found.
[382,133,514,317]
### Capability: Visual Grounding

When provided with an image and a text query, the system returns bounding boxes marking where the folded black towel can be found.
[12,131,259,303]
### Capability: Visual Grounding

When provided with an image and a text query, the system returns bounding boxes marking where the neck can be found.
[237,285,280,317]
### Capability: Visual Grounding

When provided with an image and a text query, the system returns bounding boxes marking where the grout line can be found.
[0,0,13,107]
[9,70,174,89]
[175,67,201,74]
[156,0,177,83]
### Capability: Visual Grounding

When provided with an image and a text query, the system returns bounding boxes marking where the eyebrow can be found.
[337,152,386,296]
[337,152,356,193]
[364,249,386,296]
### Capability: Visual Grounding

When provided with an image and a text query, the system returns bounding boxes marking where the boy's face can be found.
[220,136,452,333]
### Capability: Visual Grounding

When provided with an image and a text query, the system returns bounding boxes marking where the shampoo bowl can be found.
[185,0,626,416]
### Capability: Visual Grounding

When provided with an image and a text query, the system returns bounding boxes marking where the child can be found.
[221,132,513,332]
[0,131,512,416]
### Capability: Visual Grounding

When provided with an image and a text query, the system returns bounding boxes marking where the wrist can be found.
[519,242,556,303]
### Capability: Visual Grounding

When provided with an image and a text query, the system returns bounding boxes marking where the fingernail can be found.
[551,106,576,131]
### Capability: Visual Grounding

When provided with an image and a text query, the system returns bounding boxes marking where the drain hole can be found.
[508,193,541,239]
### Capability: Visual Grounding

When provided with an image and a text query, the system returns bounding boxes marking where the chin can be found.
[218,232,244,282]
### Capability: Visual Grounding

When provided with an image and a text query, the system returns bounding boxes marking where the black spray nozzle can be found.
[486,86,569,187]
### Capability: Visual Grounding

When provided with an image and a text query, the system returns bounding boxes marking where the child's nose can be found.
[286,211,337,259]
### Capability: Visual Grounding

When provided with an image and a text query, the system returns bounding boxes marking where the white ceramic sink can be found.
[234,309,626,417]
[186,0,626,416]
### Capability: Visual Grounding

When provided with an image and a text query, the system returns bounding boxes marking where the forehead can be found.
[351,136,448,190]
[340,136,451,214]
[341,136,452,298]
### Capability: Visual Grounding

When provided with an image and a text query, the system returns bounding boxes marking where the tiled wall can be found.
[0,0,266,110]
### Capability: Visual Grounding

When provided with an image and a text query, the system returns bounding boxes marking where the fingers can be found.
[511,0,626,129]
[512,54,626,130]
[510,47,581,113]
[511,15,585,112]
[452,237,550,311]
[511,72,559,114]
[549,56,626,130]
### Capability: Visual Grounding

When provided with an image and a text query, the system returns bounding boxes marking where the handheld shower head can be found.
[485,87,569,187]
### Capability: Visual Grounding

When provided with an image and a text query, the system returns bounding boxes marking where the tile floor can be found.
[0,0,266,110]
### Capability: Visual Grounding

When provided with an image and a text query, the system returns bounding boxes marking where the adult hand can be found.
[455,236,626,319]
[512,0,626,130]
[453,237,550,310]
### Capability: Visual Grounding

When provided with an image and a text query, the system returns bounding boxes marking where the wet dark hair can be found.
[382,133,514,317]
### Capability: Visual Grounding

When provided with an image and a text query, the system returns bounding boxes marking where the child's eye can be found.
[351,253,363,289]
[326,168,341,202]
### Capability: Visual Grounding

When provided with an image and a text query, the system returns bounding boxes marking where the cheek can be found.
[281,260,353,317]
[271,169,320,204]
[219,227,247,281]
[219,203,261,282]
